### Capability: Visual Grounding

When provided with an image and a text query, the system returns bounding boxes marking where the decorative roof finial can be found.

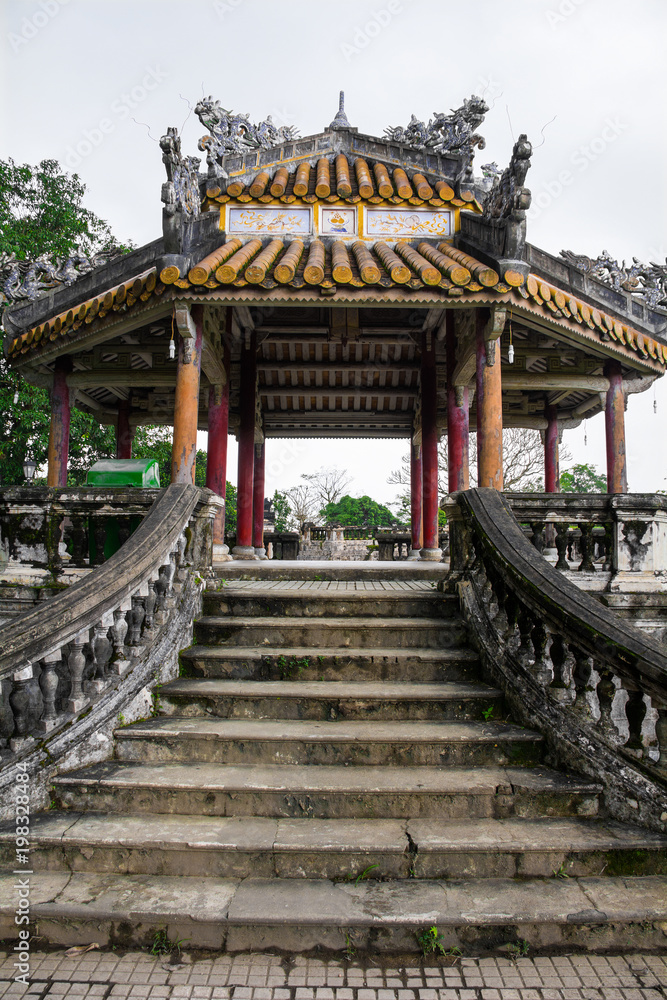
[329,91,352,130]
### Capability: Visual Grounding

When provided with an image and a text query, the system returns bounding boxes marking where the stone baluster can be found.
[531,621,554,687]
[571,651,597,721]
[654,704,667,775]
[530,521,545,555]
[595,669,620,743]
[577,522,596,572]
[9,662,35,753]
[624,688,648,760]
[111,607,129,662]
[90,619,113,694]
[516,609,536,668]
[549,635,576,705]
[554,524,570,571]
[129,595,146,649]
[92,518,107,565]
[38,650,61,732]
[69,515,88,566]
[67,630,89,713]
[144,581,158,632]
[602,523,613,572]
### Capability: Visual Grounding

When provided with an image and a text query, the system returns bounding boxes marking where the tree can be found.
[560,463,607,493]
[323,494,404,529]
[271,490,292,531]
[0,158,134,485]
[300,466,352,511]
[285,483,319,532]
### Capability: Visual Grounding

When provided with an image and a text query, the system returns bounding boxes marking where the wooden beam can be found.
[259,387,417,399]
[69,370,176,387]
[257,361,420,372]
[502,373,610,391]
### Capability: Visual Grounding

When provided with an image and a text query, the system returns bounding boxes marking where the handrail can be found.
[0,486,209,673]
[445,488,667,831]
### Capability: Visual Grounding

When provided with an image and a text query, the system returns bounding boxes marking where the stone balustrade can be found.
[0,485,222,818]
[445,488,667,832]
[506,493,667,593]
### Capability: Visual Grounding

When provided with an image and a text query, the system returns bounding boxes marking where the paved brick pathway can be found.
[0,950,665,998]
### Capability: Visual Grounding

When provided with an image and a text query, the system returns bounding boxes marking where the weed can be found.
[346,864,379,885]
[216,578,227,590]
[149,928,188,956]
[507,939,530,958]
[276,655,309,680]
[552,861,572,879]
[481,705,495,721]
[150,673,162,717]
[48,786,58,810]
[314,574,322,581]
[416,925,450,956]
[344,931,356,959]
[117,713,127,727]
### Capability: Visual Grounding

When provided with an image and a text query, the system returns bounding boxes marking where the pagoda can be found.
[4,91,666,560]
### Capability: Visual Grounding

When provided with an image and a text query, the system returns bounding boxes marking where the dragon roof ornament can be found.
[384,95,489,169]
[160,126,201,218]
[1,251,120,312]
[483,134,532,221]
[560,250,667,310]
[194,96,300,171]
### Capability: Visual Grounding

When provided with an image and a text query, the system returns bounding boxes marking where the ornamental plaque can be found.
[227,207,311,235]
[320,208,356,235]
[364,209,452,238]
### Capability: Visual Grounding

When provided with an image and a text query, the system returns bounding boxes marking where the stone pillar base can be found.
[232,545,259,560]
[213,543,233,563]
[407,548,422,561]
[419,547,443,562]
[254,547,268,560]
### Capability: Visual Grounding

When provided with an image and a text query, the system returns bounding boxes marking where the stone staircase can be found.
[2,568,666,954]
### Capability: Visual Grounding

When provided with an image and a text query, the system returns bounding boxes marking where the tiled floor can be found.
[0,950,665,999]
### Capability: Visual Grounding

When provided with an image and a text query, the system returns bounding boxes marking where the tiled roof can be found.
[205,155,482,210]
[6,240,666,372]
[168,237,518,295]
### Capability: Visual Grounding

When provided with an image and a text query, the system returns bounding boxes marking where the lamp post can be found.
[22,458,37,483]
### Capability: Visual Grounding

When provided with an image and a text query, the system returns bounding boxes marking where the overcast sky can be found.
[2,0,666,502]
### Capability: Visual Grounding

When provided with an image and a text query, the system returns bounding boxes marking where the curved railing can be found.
[0,484,222,817]
[445,488,667,832]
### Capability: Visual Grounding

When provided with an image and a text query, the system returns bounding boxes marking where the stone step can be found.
[6,813,665,881]
[158,679,504,722]
[213,562,448,582]
[194,615,468,650]
[52,762,602,820]
[114,717,543,767]
[179,645,481,683]
[1,871,665,953]
[203,588,458,619]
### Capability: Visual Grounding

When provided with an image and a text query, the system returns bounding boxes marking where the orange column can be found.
[544,403,560,492]
[408,439,423,558]
[252,442,267,559]
[446,312,469,493]
[170,306,203,484]
[604,359,627,493]
[476,309,503,489]
[47,356,72,487]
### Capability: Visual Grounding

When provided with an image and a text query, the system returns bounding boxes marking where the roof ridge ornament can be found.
[1,251,120,311]
[384,95,489,174]
[194,96,301,167]
[560,249,667,310]
[481,133,532,261]
[329,91,353,131]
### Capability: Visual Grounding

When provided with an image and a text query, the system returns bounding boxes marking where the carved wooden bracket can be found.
[483,305,507,367]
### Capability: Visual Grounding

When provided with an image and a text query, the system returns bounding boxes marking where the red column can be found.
[233,333,257,557]
[252,442,267,558]
[605,359,627,493]
[171,306,203,484]
[420,332,442,559]
[544,403,560,492]
[476,309,503,489]
[206,357,230,555]
[446,312,469,493]
[409,440,423,557]
[47,356,72,487]
[116,396,134,459]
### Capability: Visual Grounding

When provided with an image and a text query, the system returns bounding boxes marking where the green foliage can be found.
[0,157,133,484]
[271,489,291,531]
[224,481,237,533]
[0,157,134,260]
[276,655,309,680]
[507,939,530,958]
[560,462,607,493]
[322,494,405,529]
[149,928,187,956]
[415,925,453,956]
[346,864,379,884]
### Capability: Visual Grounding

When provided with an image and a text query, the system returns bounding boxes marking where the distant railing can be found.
[0,487,161,581]
[445,488,667,832]
[506,493,667,592]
